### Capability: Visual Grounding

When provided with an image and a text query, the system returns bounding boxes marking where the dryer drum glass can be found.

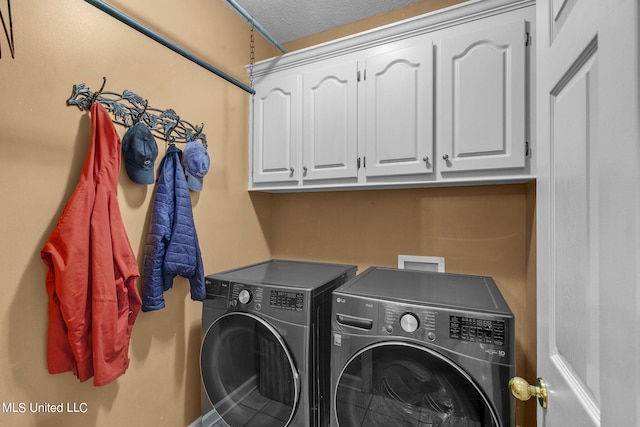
[201,314,296,426]
[335,344,499,427]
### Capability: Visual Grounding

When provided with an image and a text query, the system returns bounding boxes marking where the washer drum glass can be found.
[335,342,499,427]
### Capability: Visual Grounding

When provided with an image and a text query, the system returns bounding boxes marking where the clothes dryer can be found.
[201,260,356,427]
[331,267,515,427]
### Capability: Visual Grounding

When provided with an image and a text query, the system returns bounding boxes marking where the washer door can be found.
[335,342,500,427]
[201,312,300,427]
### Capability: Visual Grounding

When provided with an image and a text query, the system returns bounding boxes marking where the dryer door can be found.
[201,312,300,427]
[335,342,500,427]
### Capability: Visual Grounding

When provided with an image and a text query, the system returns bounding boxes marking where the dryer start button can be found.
[400,313,419,333]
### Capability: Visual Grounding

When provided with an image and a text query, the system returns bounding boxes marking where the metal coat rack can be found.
[68,77,208,148]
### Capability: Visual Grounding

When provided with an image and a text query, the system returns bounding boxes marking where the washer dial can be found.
[400,313,420,333]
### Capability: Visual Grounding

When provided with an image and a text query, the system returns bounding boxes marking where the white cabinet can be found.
[252,39,433,187]
[251,73,299,184]
[248,0,535,192]
[302,39,434,182]
[302,60,359,182]
[364,41,434,178]
[437,19,527,175]
[251,59,359,186]
[251,39,435,188]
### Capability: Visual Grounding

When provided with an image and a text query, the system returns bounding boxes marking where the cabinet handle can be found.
[303,166,308,177]
[442,154,450,161]
[423,156,429,163]
[289,167,294,177]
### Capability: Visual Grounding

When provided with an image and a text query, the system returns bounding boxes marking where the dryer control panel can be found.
[230,283,265,308]
[204,276,309,321]
[269,290,304,311]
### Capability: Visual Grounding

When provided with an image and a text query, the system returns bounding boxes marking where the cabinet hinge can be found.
[525,32,531,47]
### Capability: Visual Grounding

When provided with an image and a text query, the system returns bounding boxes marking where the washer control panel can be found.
[380,302,511,358]
[450,315,505,346]
[382,303,437,341]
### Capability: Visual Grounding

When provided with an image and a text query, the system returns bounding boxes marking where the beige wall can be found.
[0,1,277,426]
[1,0,535,426]
[283,0,467,52]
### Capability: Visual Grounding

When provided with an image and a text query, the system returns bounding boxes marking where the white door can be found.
[536,0,640,426]
[302,60,359,181]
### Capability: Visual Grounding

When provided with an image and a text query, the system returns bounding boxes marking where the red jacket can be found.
[41,103,142,386]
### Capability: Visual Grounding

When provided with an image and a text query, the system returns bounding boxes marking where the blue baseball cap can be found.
[183,141,210,192]
[122,122,158,184]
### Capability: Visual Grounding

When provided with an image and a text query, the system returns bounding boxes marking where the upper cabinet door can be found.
[364,41,434,178]
[251,74,300,184]
[437,19,526,174]
[302,60,359,182]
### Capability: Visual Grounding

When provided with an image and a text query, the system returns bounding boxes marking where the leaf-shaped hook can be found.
[90,76,107,104]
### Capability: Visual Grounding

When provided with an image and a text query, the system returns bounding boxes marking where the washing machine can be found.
[201,259,357,427]
[331,267,515,427]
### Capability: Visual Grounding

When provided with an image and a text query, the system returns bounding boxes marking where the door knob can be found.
[509,376,548,409]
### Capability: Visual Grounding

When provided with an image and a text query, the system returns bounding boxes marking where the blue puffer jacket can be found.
[141,144,205,311]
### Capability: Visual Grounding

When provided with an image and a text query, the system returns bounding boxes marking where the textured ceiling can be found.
[230,0,424,44]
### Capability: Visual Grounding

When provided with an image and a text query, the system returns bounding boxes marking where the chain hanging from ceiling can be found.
[249,19,256,89]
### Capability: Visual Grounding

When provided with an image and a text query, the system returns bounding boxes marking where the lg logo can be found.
[336,297,346,303]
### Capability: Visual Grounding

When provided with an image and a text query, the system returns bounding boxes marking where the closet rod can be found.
[84,0,255,95]
[224,0,287,54]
